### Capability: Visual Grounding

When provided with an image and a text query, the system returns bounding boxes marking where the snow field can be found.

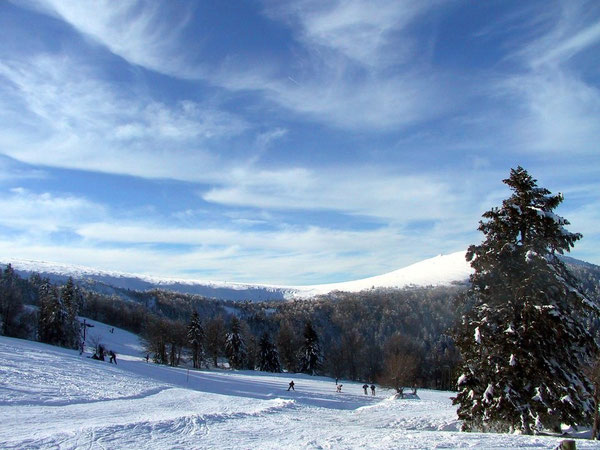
[1,319,599,449]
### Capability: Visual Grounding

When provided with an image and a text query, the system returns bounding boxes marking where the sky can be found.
[0,0,599,285]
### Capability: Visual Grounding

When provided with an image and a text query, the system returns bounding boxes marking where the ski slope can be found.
[1,319,597,449]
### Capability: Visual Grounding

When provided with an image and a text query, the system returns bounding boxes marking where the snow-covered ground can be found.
[1,319,598,449]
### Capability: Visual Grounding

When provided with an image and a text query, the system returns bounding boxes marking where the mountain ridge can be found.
[3,251,596,302]
[1,251,472,301]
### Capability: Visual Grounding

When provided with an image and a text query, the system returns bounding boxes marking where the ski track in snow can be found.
[1,319,600,449]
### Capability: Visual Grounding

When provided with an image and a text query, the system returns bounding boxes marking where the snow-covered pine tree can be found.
[38,278,81,349]
[453,167,598,434]
[38,280,65,346]
[225,317,246,370]
[187,311,204,369]
[299,321,322,375]
[0,264,23,337]
[259,332,281,373]
[60,277,82,349]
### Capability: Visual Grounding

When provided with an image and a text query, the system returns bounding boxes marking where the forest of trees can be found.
[0,262,468,389]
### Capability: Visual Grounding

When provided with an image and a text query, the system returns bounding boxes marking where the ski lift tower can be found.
[80,318,94,353]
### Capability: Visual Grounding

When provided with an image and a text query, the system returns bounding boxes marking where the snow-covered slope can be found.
[297,251,471,297]
[0,251,472,301]
[1,327,594,448]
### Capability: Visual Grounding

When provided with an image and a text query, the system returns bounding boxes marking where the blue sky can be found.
[0,0,599,284]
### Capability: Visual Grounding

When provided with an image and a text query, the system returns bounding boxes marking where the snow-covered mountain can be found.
[0,251,473,301]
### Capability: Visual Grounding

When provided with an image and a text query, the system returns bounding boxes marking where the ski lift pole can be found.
[80,319,95,346]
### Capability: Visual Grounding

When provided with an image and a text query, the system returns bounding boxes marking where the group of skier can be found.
[362,384,376,395]
[89,344,117,364]
[286,379,376,396]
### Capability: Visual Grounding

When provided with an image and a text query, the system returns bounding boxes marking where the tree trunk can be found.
[592,385,600,439]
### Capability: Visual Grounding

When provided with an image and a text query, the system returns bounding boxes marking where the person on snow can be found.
[370,384,376,396]
[287,380,295,391]
[145,353,150,363]
[108,350,117,364]
[336,384,342,393]
[98,345,105,361]
[363,384,369,395]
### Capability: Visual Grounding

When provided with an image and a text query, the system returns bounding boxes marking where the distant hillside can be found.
[0,252,472,301]
[560,256,600,303]
[1,251,597,302]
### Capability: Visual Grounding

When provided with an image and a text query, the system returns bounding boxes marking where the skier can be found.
[362,384,369,395]
[98,345,105,361]
[336,384,342,393]
[370,384,376,396]
[287,380,295,391]
[108,350,117,364]
[145,353,150,363]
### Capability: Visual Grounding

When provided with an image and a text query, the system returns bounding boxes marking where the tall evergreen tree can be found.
[225,317,246,369]
[454,167,597,434]
[187,311,204,369]
[299,321,322,375]
[38,278,81,349]
[277,320,299,372]
[258,332,281,373]
[38,280,65,346]
[0,264,23,337]
[60,277,82,349]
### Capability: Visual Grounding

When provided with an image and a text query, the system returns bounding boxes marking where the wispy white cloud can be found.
[520,1,600,68]
[15,0,200,78]
[204,167,469,223]
[262,0,436,67]
[495,1,600,155]
[217,67,450,130]
[16,0,452,131]
[534,20,600,67]
[210,0,451,129]
[0,188,104,233]
[499,70,600,154]
[0,54,246,180]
